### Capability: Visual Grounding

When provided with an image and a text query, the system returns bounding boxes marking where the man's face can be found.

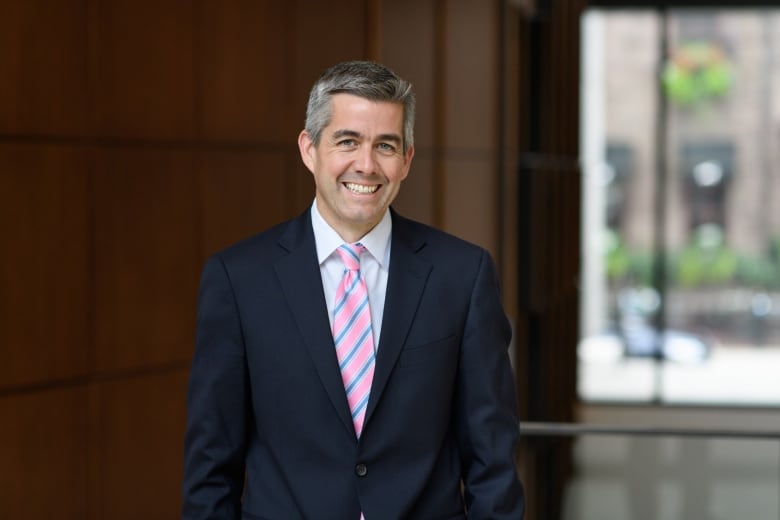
[298,93,414,242]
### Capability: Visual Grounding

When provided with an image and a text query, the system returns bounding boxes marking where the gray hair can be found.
[304,61,415,154]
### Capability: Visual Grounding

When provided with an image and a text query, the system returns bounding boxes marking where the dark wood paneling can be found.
[379,0,437,150]
[500,1,521,316]
[94,149,198,373]
[290,0,368,125]
[445,0,498,152]
[197,1,294,142]
[88,370,188,519]
[282,0,372,217]
[445,156,498,255]
[0,0,89,136]
[392,155,435,226]
[0,144,90,389]
[198,150,288,256]
[0,387,88,518]
[93,0,195,139]
[531,0,581,157]
[288,154,317,217]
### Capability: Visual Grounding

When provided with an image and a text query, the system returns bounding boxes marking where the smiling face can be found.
[298,93,414,243]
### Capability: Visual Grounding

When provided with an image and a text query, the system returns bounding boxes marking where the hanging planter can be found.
[662,41,734,107]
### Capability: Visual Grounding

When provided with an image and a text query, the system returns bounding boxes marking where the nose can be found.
[354,144,377,174]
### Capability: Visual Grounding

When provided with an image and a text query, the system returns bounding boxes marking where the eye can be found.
[338,139,357,147]
[377,142,396,153]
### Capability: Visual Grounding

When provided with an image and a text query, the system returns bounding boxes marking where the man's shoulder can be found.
[209,210,310,267]
[391,210,486,257]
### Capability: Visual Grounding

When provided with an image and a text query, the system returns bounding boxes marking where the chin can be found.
[342,210,380,227]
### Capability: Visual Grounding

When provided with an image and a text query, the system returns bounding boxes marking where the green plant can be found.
[733,238,780,289]
[772,236,780,271]
[603,230,654,286]
[662,41,733,107]
[735,255,778,288]
[674,243,737,287]
[604,230,630,280]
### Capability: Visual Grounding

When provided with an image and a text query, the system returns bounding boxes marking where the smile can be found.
[344,182,379,194]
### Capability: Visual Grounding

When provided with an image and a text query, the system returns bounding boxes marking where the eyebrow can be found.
[331,129,402,145]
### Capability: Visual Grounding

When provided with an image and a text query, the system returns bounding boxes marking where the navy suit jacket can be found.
[182,208,524,519]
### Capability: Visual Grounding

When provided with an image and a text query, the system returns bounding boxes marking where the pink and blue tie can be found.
[333,243,376,439]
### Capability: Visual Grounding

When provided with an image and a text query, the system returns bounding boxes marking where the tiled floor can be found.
[561,406,780,520]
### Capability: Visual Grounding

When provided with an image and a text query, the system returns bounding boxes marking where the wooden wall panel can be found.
[198,150,288,257]
[290,0,368,128]
[500,1,521,316]
[445,0,498,152]
[287,157,317,217]
[445,157,498,254]
[276,0,372,216]
[378,0,437,228]
[0,386,88,519]
[378,0,437,151]
[0,144,90,389]
[440,0,500,256]
[0,0,89,136]
[88,369,188,519]
[94,149,198,373]
[393,155,435,226]
[197,1,294,142]
[378,0,440,227]
[93,0,195,140]
[380,0,504,247]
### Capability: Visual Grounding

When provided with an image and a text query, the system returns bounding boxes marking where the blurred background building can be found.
[580,9,780,404]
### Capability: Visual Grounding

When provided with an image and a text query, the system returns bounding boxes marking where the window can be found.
[579,8,780,405]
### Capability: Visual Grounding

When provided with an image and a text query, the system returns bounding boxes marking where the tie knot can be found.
[337,243,364,271]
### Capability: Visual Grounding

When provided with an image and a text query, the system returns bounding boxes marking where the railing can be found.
[521,421,780,440]
[520,421,780,520]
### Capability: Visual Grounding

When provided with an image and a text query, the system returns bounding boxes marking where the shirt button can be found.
[355,463,367,477]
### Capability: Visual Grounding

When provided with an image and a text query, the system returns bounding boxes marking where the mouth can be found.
[343,182,380,195]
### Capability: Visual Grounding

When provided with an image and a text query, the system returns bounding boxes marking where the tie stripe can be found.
[333,243,376,438]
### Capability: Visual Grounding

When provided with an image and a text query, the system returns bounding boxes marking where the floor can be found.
[560,405,780,520]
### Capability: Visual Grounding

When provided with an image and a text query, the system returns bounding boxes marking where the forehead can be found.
[326,94,404,132]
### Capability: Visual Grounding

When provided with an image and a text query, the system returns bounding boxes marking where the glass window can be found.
[579,8,780,405]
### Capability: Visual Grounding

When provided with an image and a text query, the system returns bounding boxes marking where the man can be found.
[182,60,524,519]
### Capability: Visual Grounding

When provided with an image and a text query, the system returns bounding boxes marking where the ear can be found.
[298,130,316,173]
[400,144,415,180]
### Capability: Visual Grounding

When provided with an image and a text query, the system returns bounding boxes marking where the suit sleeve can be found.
[456,249,525,519]
[182,255,248,519]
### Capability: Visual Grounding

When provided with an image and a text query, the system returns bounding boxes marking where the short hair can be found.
[304,61,415,154]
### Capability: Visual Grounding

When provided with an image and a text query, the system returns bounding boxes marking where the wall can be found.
[0,0,512,516]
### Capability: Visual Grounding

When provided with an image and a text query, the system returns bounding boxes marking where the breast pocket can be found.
[397,334,459,368]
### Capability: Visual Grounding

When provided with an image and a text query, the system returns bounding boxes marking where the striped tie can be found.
[333,243,376,438]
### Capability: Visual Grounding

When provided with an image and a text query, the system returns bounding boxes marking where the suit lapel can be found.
[274,211,354,435]
[364,212,432,425]
[273,209,433,437]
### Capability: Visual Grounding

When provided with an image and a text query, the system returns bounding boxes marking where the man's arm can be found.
[182,255,248,519]
[455,249,525,519]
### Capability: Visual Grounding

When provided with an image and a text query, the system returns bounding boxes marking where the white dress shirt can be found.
[311,199,391,348]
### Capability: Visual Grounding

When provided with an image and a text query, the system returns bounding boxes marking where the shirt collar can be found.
[311,199,392,267]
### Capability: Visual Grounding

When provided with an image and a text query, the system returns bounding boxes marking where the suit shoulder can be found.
[217,223,285,260]
[393,212,487,258]
[207,211,308,269]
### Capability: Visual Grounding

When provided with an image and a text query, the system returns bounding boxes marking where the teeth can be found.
[344,182,378,194]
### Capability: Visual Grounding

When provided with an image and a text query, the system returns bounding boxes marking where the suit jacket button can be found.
[355,463,367,477]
